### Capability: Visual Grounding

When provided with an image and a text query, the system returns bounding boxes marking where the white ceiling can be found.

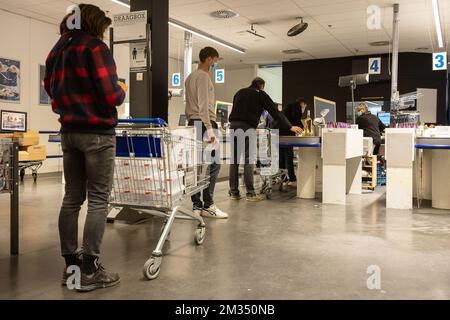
[0,0,449,67]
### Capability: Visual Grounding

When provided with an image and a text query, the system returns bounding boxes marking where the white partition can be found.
[296,147,321,199]
[385,129,415,209]
[321,129,363,205]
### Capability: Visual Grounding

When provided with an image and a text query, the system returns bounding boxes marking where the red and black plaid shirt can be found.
[44,30,125,134]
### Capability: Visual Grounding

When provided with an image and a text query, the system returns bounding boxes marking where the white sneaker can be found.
[201,205,228,219]
[193,208,203,218]
[287,180,297,187]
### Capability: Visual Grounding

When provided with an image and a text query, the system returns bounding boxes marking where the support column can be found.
[130,0,168,120]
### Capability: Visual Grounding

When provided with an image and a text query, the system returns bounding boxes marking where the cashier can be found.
[278,98,308,185]
[356,103,386,155]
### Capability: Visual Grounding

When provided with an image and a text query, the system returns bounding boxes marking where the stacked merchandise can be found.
[377,158,386,186]
[13,131,46,161]
[111,127,197,206]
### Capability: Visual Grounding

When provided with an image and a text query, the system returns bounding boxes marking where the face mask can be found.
[210,62,218,72]
[357,111,363,117]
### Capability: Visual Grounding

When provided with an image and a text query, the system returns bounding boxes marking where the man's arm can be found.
[378,118,386,133]
[197,74,212,130]
[261,91,292,130]
[87,41,126,108]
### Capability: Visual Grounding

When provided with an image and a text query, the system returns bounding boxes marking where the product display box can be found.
[0,133,14,139]
[19,144,46,161]
[13,130,40,146]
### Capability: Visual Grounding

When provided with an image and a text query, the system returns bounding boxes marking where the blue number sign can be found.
[172,73,181,87]
[433,52,447,71]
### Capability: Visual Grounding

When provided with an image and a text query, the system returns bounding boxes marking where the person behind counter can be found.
[278,98,308,185]
[228,77,303,202]
[355,103,386,155]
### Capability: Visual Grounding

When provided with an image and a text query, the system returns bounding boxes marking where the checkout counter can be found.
[384,127,450,210]
[280,128,364,205]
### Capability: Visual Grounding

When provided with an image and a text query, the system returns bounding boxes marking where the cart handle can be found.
[118,118,167,126]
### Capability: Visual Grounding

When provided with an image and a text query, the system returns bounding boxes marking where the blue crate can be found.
[116,135,162,158]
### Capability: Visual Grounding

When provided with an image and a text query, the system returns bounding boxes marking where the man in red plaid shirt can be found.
[44,4,126,292]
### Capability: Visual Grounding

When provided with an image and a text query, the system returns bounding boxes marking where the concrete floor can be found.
[1,173,450,300]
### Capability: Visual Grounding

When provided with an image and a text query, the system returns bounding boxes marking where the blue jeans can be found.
[188,120,221,210]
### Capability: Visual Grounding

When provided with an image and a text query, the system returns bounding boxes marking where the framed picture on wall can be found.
[39,64,51,105]
[0,57,21,103]
[1,110,27,132]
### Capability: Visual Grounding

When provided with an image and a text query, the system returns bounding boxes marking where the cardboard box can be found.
[20,145,46,161]
[0,133,14,139]
[13,130,39,146]
[19,151,30,161]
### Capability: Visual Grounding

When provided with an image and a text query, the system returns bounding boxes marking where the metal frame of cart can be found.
[108,118,209,280]
[0,139,19,255]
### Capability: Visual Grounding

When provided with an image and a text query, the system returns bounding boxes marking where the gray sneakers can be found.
[76,264,120,292]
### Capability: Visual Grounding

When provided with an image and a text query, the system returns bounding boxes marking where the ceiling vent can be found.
[209,9,239,19]
[281,49,303,54]
[415,47,430,51]
[369,41,390,47]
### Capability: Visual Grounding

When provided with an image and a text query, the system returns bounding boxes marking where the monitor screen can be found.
[378,112,390,127]
[215,101,232,126]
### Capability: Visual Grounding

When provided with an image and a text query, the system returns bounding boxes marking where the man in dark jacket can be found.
[228,77,302,201]
[355,103,386,155]
[45,4,126,292]
[279,98,308,184]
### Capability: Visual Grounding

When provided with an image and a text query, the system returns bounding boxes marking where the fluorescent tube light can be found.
[432,0,444,48]
[169,20,245,54]
[111,0,130,9]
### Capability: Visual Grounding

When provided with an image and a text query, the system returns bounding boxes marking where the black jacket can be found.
[228,87,292,130]
[356,112,386,145]
[279,102,307,136]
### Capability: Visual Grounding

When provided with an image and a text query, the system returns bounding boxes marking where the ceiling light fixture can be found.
[432,0,444,48]
[111,0,130,8]
[169,19,245,54]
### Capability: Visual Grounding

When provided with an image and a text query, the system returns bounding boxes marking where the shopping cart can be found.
[109,118,209,280]
[255,129,287,199]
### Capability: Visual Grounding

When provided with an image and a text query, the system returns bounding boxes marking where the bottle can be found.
[304,110,313,136]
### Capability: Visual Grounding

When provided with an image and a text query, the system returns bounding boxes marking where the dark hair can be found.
[251,77,265,89]
[199,47,219,63]
[297,97,307,105]
[60,4,112,39]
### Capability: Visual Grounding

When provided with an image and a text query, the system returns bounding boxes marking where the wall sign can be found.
[172,73,181,87]
[0,57,21,103]
[368,57,381,75]
[113,10,147,42]
[130,43,148,73]
[433,52,447,71]
[215,69,225,84]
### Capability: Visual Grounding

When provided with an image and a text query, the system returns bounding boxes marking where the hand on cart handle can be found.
[206,128,216,144]
[290,126,303,135]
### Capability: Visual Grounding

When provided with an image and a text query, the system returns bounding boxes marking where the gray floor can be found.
[1,173,450,300]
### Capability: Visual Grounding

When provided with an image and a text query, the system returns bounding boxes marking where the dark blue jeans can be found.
[279,146,296,181]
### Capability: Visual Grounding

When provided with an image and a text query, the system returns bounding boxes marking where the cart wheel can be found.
[32,173,37,183]
[265,189,272,199]
[194,227,206,246]
[143,257,161,280]
[20,169,25,182]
